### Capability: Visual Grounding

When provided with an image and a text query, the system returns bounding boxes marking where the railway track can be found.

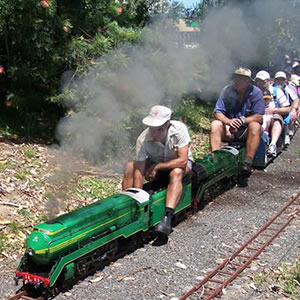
[5,192,299,300]
[5,291,43,300]
[180,191,300,300]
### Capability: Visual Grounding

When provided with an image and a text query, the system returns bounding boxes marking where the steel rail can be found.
[179,191,300,300]
[4,291,44,300]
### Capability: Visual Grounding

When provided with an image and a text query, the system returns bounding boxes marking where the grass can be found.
[24,148,37,159]
[0,160,14,172]
[76,177,119,200]
[250,260,300,299]
[19,208,30,217]
[7,221,20,234]
[192,140,210,159]
[0,234,7,252]
[14,170,28,180]
[277,260,300,298]
[295,149,300,156]
[173,98,214,135]
[253,273,267,285]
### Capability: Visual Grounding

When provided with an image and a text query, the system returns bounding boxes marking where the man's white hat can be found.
[142,105,172,127]
[255,70,270,81]
[274,71,287,79]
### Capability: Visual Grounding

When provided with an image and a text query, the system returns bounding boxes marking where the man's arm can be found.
[244,114,263,124]
[215,112,232,125]
[133,161,146,188]
[265,106,291,115]
[146,145,189,181]
[216,112,244,129]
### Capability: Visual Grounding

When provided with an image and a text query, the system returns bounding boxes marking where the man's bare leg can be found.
[245,122,261,158]
[156,167,190,236]
[210,120,225,152]
[270,120,282,145]
[122,161,134,190]
[165,168,184,208]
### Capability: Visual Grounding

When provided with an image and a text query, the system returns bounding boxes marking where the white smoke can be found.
[55,0,299,166]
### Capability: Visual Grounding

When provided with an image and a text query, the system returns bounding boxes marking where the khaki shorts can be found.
[145,158,192,180]
[271,114,284,125]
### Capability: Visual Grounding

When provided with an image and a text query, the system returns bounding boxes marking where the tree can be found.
[0,0,148,112]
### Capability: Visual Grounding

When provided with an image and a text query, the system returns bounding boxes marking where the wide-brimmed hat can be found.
[255,70,270,81]
[274,71,287,79]
[142,105,172,127]
[233,67,253,81]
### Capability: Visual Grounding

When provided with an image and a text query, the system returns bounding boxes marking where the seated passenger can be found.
[254,71,273,137]
[267,72,292,154]
[284,72,299,141]
[122,105,193,236]
[262,90,273,137]
[210,67,264,178]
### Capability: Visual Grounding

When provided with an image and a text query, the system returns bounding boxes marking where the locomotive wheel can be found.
[76,258,89,276]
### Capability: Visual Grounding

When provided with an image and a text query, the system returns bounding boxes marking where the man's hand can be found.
[229,118,242,130]
[290,109,297,121]
[265,107,275,115]
[145,164,158,181]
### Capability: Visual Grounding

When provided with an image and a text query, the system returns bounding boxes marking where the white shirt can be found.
[268,85,290,108]
[136,120,193,162]
[285,84,298,102]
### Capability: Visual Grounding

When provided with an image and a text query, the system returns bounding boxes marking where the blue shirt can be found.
[214,85,265,119]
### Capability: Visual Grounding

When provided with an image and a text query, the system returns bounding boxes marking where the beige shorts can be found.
[272,114,284,125]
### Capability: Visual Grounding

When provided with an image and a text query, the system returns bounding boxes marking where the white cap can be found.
[292,61,299,68]
[255,70,270,81]
[274,71,286,79]
[274,71,287,79]
[290,74,299,86]
[142,105,172,127]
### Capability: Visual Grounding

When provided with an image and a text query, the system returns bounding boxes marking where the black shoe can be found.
[155,215,172,236]
[241,162,252,178]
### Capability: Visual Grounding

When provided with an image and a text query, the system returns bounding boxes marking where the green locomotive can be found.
[15,145,245,295]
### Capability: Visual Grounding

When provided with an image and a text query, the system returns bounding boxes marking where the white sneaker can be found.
[285,135,290,145]
[268,143,277,157]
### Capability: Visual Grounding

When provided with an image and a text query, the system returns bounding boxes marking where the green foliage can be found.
[19,208,30,217]
[0,109,60,142]
[0,0,148,113]
[173,99,213,134]
[0,234,7,252]
[253,273,267,286]
[7,221,20,234]
[277,260,300,297]
[0,160,14,172]
[14,170,28,180]
[24,148,37,159]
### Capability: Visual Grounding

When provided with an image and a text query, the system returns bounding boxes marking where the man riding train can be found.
[122,105,193,236]
[209,67,265,178]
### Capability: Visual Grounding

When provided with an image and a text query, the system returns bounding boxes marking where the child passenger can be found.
[262,89,273,137]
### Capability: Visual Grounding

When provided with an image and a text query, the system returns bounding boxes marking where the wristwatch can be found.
[240,116,248,125]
